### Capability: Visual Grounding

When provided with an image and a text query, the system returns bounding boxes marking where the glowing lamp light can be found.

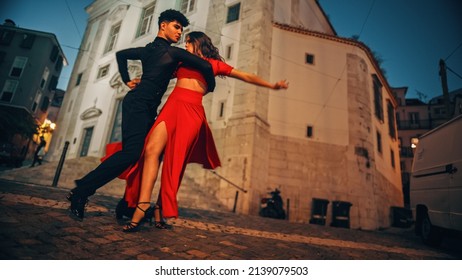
[411,137,419,149]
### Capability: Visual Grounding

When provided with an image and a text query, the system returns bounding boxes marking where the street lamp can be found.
[411,137,419,149]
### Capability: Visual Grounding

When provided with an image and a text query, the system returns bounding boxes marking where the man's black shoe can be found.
[67,191,88,221]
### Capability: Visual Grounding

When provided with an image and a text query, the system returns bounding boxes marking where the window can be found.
[137,3,156,38]
[180,0,195,14]
[218,101,226,119]
[55,56,63,72]
[307,126,313,138]
[80,126,94,157]
[1,80,18,102]
[9,56,28,78]
[104,22,121,53]
[110,100,123,142]
[433,107,446,116]
[50,45,59,62]
[75,73,83,86]
[409,112,420,125]
[0,29,15,45]
[226,3,241,23]
[305,53,315,65]
[178,27,190,44]
[376,131,382,154]
[20,33,35,49]
[40,67,50,89]
[225,44,233,60]
[40,96,50,112]
[390,149,396,169]
[48,76,58,91]
[372,74,384,122]
[32,91,42,112]
[97,65,110,79]
[387,100,396,139]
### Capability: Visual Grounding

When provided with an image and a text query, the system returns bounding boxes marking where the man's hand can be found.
[127,78,141,89]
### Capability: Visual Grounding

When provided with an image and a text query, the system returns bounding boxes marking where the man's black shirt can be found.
[116,37,215,93]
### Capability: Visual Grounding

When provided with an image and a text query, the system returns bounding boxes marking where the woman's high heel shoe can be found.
[153,205,172,230]
[123,202,153,233]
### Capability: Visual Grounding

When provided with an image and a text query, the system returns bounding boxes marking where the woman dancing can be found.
[122,31,289,232]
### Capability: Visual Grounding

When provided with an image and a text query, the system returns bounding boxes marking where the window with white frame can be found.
[180,0,196,14]
[32,90,42,112]
[40,67,50,89]
[9,56,28,78]
[97,64,110,79]
[1,80,18,102]
[137,3,156,38]
[104,22,121,53]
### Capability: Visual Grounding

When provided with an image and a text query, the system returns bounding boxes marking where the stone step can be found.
[0,157,228,213]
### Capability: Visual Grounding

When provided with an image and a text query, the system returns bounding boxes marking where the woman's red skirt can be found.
[102,87,221,218]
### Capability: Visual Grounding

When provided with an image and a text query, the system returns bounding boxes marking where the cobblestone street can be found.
[1,179,461,260]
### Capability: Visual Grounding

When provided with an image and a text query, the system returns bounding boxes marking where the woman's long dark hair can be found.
[186,31,224,62]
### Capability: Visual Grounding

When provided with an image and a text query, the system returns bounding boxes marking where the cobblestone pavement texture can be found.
[1,179,461,260]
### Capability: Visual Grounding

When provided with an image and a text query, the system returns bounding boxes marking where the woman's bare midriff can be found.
[176,78,207,94]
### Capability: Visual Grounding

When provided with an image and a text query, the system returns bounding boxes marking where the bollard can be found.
[286,198,290,220]
[232,191,239,213]
[52,141,69,187]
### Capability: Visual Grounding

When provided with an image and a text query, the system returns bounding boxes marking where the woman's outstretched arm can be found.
[228,68,289,90]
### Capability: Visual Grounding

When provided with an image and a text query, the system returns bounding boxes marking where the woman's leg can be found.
[123,121,167,229]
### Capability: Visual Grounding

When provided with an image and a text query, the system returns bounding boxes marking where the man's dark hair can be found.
[158,9,189,28]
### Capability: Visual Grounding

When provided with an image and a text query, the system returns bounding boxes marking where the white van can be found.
[410,114,462,245]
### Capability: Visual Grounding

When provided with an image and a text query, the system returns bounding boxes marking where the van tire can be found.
[419,211,442,246]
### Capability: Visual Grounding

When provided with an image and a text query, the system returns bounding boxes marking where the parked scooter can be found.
[259,188,286,219]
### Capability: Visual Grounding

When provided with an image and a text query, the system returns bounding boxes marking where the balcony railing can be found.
[397,120,431,130]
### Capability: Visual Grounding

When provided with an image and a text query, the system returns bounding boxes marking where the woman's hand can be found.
[127,78,141,89]
[273,80,289,90]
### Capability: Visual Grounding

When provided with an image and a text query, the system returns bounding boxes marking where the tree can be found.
[0,106,38,142]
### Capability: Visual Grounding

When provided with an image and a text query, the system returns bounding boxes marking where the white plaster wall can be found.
[269,27,350,146]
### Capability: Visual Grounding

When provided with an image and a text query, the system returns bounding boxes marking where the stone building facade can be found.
[49,0,402,230]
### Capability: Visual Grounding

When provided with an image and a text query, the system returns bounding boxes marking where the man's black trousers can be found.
[72,85,161,198]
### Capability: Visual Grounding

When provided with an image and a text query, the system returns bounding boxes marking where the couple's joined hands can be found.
[127,78,141,89]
